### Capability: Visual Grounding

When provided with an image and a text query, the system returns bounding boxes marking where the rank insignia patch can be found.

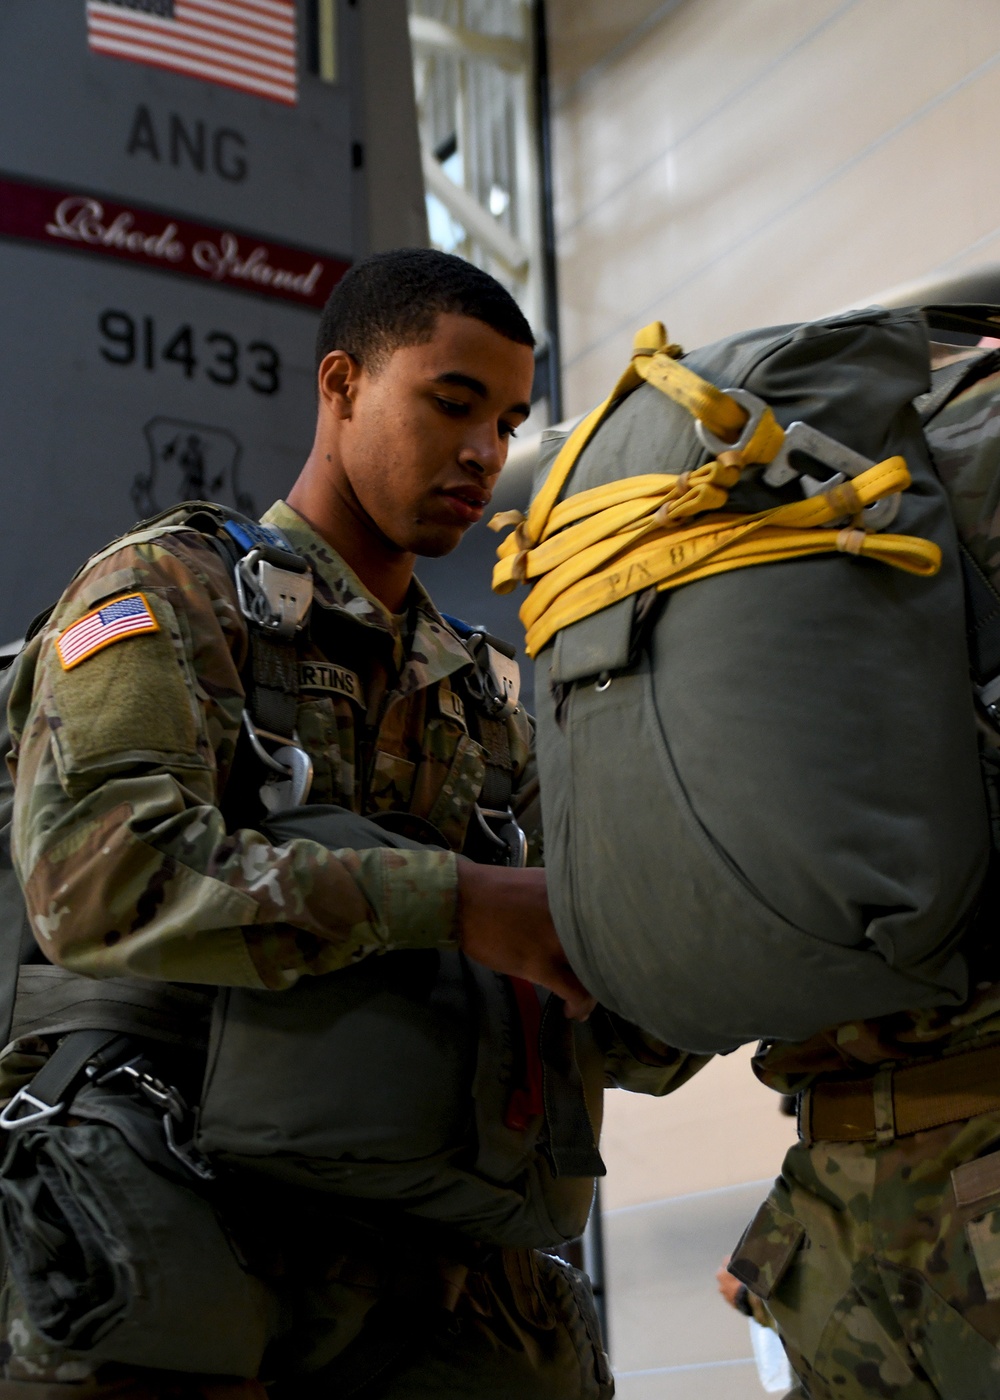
[56,593,159,671]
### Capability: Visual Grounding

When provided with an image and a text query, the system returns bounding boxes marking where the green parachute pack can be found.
[493,304,1000,1054]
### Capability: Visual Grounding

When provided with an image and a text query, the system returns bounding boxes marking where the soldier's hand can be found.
[716,1259,743,1309]
[455,862,597,1020]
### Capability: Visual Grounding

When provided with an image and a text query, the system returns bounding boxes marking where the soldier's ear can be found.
[317,350,360,420]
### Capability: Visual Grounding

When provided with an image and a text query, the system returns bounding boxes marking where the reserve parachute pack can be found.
[0,503,604,1371]
[492,305,1000,1054]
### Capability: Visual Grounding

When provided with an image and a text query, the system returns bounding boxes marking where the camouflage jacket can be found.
[8,500,537,989]
[8,499,690,1094]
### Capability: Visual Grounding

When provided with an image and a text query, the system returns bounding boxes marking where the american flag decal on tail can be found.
[56,594,160,671]
[85,0,298,107]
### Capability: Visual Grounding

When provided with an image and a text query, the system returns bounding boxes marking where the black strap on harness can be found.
[0,1028,125,1130]
[185,507,314,812]
[442,615,527,866]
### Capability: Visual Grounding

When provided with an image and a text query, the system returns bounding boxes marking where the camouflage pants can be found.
[0,1245,612,1399]
[730,1109,1000,1399]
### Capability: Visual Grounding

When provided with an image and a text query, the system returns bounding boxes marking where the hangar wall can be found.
[549,0,1000,414]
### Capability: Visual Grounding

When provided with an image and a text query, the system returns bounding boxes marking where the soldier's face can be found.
[323,312,534,557]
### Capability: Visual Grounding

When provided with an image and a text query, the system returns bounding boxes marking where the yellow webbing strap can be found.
[519,457,937,656]
[491,321,941,657]
[492,321,784,593]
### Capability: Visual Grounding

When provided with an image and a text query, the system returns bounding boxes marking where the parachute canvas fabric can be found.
[530,308,989,1053]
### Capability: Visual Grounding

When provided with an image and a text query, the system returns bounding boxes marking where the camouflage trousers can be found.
[0,1244,612,1400]
[730,1108,1000,1399]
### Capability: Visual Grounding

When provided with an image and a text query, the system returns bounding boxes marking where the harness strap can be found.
[918,347,1000,425]
[9,965,212,1050]
[248,633,300,739]
[0,1027,125,1130]
[199,512,305,745]
[0,1377,269,1399]
[961,548,1000,690]
[440,616,520,818]
[474,714,514,809]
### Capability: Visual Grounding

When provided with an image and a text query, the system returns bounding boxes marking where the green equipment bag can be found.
[524,307,991,1053]
[195,805,605,1251]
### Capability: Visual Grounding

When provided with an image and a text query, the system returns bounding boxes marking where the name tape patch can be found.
[299,662,364,705]
[56,592,159,671]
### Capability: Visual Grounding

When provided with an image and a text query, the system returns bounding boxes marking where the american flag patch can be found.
[56,593,160,671]
[85,0,298,107]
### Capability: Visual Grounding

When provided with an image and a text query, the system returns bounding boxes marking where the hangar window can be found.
[408,0,561,420]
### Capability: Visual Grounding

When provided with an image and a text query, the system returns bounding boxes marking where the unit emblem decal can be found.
[136,417,254,518]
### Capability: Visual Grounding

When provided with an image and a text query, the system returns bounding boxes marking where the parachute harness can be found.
[490,321,941,658]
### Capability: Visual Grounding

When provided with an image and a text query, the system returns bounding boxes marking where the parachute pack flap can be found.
[549,596,638,686]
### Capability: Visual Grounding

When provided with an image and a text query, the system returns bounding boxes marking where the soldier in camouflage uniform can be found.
[713,354,1000,1399]
[1,249,692,1397]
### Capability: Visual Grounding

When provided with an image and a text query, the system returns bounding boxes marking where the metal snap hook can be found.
[595,671,612,693]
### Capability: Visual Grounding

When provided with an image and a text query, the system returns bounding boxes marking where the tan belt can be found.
[802,1042,1000,1144]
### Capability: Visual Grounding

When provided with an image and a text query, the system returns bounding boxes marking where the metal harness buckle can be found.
[694,388,772,458]
[230,532,314,809]
[0,1087,63,1130]
[696,389,902,532]
[94,1056,216,1182]
[762,419,900,531]
[465,632,521,719]
[242,711,314,810]
[473,805,528,868]
[235,546,313,639]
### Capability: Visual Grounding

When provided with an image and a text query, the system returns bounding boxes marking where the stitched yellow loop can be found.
[517,455,939,655]
[489,509,526,533]
[639,354,749,444]
[632,321,684,361]
[837,528,867,556]
[824,481,864,518]
[632,321,668,356]
[667,453,745,518]
[741,406,785,466]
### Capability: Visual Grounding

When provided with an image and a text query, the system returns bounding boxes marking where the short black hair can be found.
[315,247,535,374]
